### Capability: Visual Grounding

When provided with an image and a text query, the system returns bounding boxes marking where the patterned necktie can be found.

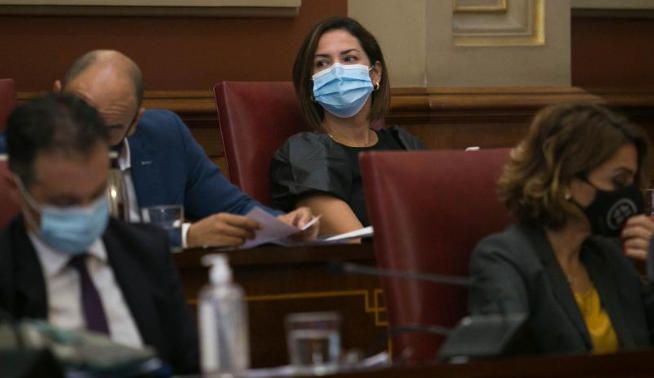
[69,254,110,335]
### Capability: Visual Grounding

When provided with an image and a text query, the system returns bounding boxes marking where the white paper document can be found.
[241,207,319,249]
[321,226,374,242]
[240,207,373,249]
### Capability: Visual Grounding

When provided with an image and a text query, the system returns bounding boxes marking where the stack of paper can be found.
[241,207,373,249]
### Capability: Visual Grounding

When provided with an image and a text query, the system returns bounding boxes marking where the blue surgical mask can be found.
[312,63,374,118]
[17,179,109,255]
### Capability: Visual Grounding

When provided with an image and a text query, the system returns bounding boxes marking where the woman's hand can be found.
[621,215,654,260]
[277,207,320,241]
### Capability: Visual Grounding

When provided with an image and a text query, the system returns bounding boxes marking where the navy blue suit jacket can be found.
[0,109,277,219]
[130,109,276,220]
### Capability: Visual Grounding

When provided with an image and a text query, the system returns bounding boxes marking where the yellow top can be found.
[573,285,618,354]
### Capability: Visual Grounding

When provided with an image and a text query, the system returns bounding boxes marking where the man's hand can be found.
[186,213,260,248]
[277,207,320,241]
[621,214,654,260]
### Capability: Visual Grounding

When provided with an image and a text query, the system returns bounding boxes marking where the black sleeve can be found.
[390,126,426,150]
[270,133,351,210]
[157,242,200,374]
[469,236,530,316]
[644,239,654,344]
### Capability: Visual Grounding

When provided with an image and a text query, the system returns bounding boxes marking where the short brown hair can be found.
[499,103,650,229]
[292,17,391,130]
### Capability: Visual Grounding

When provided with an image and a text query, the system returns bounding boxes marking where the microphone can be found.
[329,261,471,287]
[328,261,527,363]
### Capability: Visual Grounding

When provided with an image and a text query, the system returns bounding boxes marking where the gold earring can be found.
[374,82,380,90]
[565,192,572,200]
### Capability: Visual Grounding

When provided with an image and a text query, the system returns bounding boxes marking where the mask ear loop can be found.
[13,175,41,212]
[13,175,44,230]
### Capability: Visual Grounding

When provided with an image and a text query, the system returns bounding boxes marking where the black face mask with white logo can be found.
[578,178,644,238]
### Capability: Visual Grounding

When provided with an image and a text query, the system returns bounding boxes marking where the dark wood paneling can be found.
[572,16,654,88]
[148,86,608,174]
[176,243,385,368]
[0,0,346,92]
[19,86,654,179]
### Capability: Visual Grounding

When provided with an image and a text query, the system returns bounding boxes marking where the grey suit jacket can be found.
[469,223,654,355]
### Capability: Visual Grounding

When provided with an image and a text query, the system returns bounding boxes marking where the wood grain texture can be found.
[18,86,654,179]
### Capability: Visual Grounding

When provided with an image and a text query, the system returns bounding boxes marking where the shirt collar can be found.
[118,139,132,171]
[29,232,108,278]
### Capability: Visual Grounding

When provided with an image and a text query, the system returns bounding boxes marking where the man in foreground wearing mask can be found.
[469,103,654,355]
[52,49,317,247]
[0,94,198,373]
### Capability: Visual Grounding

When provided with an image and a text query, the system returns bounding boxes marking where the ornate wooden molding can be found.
[20,86,654,112]
[0,0,301,16]
[452,0,545,46]
[21,86,653,116]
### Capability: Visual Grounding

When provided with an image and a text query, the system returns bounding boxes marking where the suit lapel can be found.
[10,218,49,319]
[582,240,633,348]
[127,133,161,209]
[525,225,592,349]
[102,222,165,353]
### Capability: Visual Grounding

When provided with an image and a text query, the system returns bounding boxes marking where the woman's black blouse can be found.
[270,126,424,226]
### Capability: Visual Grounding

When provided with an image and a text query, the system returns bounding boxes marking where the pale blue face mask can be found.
[312,63,374,118]
[17,179,110,255]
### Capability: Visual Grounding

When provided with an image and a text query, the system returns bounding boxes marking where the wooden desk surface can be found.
[308,348,654,378]
[175,242,375,268]
[174,242,385,368]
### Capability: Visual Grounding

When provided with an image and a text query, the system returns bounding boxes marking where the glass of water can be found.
[141,205,184,252]
[286,312,341,375]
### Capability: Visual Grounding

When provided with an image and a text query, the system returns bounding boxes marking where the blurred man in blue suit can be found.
[51,50,317,248]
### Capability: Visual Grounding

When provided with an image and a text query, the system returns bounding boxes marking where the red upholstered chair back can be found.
[0,78,17,131]
[360,148,512,363]
[214,81,309,205]
[0,158,20,229]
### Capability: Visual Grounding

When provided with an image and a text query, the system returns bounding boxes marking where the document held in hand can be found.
[241,207,373,249]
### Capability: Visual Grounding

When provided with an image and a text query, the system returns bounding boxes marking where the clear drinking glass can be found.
[285,312,341,375]
[141,205,184,252]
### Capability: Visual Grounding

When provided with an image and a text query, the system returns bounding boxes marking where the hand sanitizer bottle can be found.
[199,254,249,376]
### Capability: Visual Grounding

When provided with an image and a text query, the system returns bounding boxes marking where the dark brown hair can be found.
[7,93,109,187]
[292,16,390,130]
[498,103,650,229]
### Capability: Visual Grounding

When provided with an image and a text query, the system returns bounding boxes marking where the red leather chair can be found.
[0,78,17,131]
[214,81,309,205]
[360,148,512,363]
[0,158,20,228]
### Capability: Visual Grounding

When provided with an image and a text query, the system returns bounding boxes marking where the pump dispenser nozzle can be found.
[202,254,232,285]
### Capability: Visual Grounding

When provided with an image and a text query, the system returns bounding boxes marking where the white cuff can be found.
[182,222,191,248]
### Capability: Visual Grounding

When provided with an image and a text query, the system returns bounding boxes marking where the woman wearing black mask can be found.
[469,103,654,355]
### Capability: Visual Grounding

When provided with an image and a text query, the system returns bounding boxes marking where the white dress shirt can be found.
[119,139,192,247]
[117,139,142,223]
[29,233,144,348]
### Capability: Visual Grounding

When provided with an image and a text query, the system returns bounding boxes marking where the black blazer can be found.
[0,217,199,374]
[469,223,654,355]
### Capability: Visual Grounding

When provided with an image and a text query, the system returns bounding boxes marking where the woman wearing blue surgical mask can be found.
[270,16,423,236]
[469,103,654,356]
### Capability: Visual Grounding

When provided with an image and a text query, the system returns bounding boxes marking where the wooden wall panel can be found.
[0,0,346,92]
[20,87,654,182]
[571,16,654,88]
[75,86,650,184]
